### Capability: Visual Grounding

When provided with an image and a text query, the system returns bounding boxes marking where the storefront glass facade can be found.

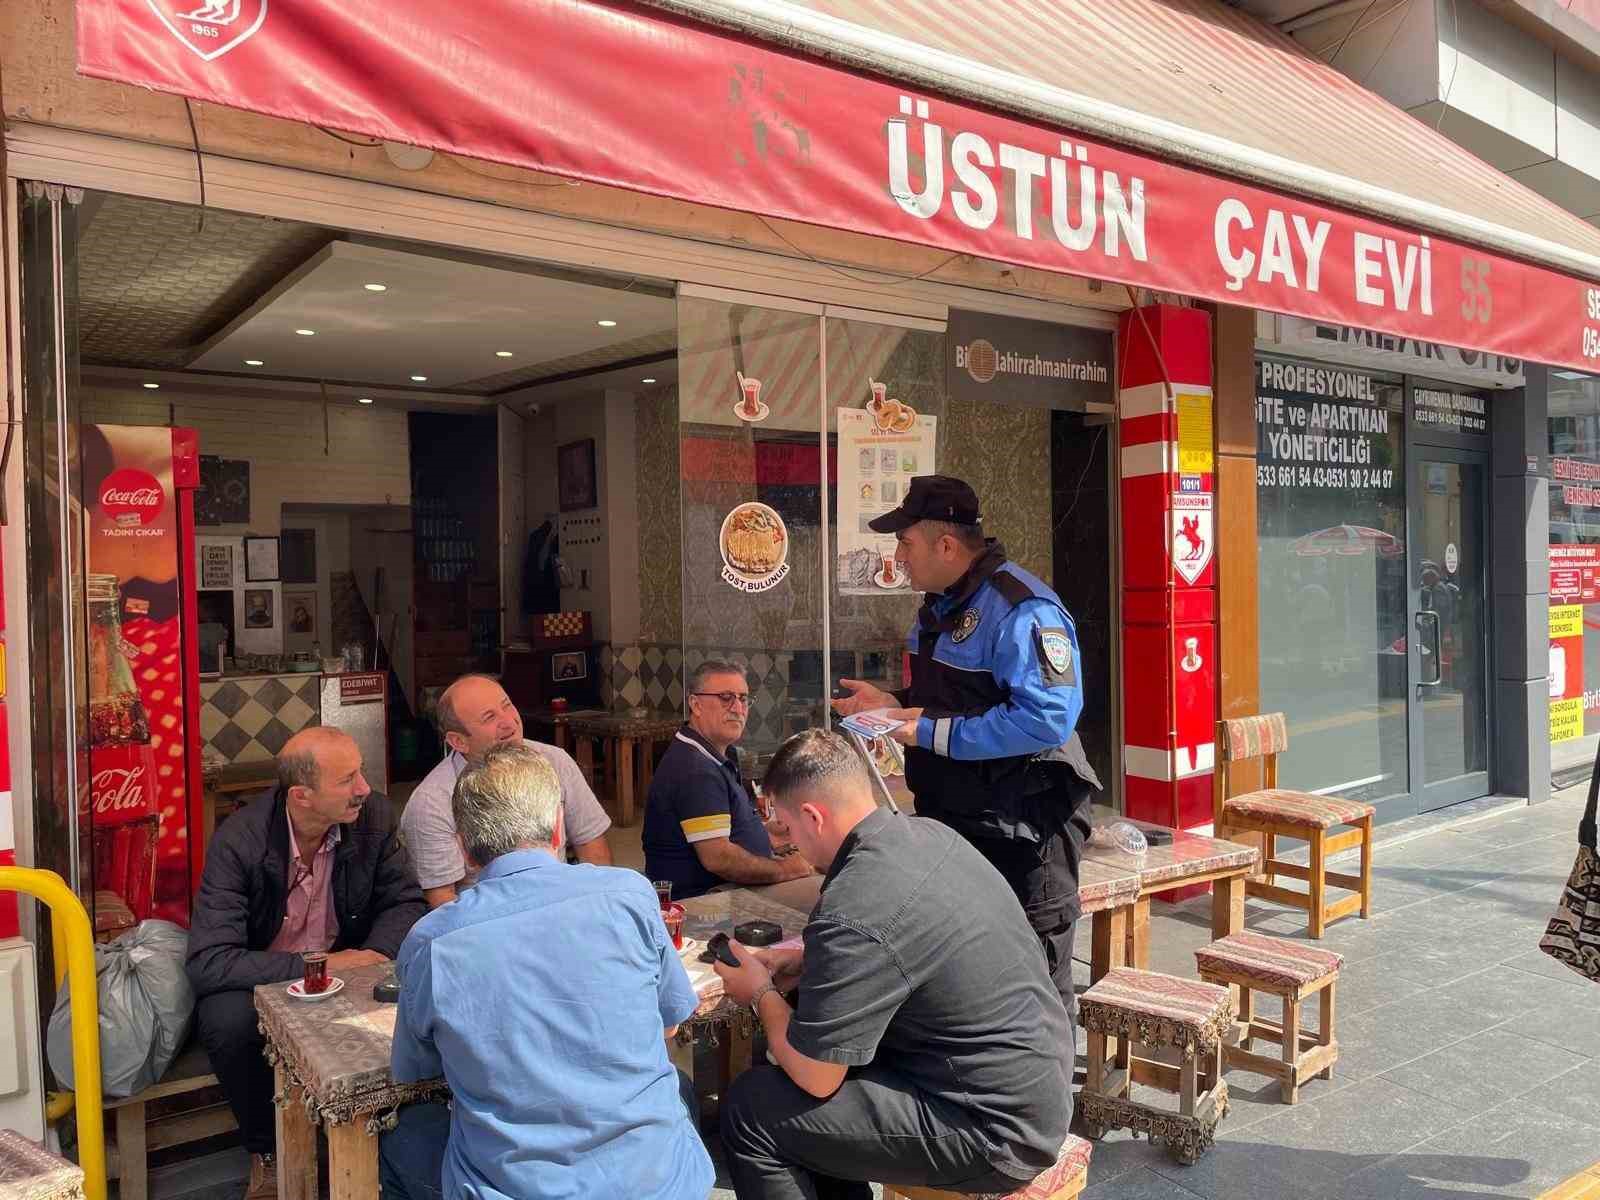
[1548,370,1600,776]
[1255,355,1409,804]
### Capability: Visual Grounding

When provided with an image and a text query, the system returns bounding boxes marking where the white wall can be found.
[348,506,416,709]
[80,382,412,536]
[280,509,353,659]
[604,391,642,646]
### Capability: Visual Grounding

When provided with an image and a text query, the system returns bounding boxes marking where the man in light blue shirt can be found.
[380,743,713,1200]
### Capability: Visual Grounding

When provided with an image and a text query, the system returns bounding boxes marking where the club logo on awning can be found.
[146,0,268,62]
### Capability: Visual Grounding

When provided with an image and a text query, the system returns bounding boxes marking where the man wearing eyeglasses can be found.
[644,661,813,899]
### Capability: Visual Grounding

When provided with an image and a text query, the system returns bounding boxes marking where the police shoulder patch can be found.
[1036,626,1076,687]
[950,607,983,643]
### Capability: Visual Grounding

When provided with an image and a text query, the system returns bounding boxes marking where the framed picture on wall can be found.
[245,536,280,581]
[558,439,598,512]
[550,650,588,682]
[243,588,275,629]
[283,589,317,652]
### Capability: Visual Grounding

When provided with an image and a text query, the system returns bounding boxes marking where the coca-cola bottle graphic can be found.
[86,573,152,747]
[89,759,159,934]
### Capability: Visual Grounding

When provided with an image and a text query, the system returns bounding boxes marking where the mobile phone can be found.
[699,931,742,968]
[1144,829,1174,846]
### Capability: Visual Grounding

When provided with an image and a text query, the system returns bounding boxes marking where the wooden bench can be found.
[1195,931,1342,1105]
[1078,968,1233,1165]
[880,1135,1091,1199]
[104,1042,236,1200]
[0,1129,85,1200]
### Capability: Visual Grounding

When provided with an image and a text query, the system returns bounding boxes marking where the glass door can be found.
[1407,450,1490,810]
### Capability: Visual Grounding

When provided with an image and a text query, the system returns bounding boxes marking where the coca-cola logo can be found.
[99,468,165,526]
[93,766,148,815]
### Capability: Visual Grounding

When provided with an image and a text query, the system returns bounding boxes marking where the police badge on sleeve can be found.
[1036,626,1076,687]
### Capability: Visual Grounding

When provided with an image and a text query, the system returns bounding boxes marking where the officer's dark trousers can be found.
[958,826,1079,1021]
[196,990,276,1155]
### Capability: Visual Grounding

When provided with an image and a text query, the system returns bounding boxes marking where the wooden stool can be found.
[880,1134,1091,1199]
[0,1129,85,1200]
[1078,968,1234,1165]
[1194,931,1342,1105]
[104,1041,236,1200]
[1215,714,1375,938]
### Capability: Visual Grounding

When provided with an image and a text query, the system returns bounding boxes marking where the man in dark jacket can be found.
[187,727,423,1199]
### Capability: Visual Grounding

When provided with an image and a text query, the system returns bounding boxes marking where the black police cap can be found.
[867,475,982,534]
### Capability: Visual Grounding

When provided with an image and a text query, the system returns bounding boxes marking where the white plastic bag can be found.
[48,920,194,1099]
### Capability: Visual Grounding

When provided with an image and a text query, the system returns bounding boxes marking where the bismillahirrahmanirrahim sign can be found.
[946,310,1114,410]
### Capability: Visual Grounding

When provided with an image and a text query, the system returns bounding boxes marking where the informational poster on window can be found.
[835,405,936,595]
[1550,603,1585,743]
[1255,359,1400,492]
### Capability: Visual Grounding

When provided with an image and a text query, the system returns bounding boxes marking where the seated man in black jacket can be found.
[186,727,423,1199]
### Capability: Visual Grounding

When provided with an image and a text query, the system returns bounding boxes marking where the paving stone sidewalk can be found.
[1083,782,1600,1200]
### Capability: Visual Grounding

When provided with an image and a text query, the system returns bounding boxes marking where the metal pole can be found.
[47,185,81,892]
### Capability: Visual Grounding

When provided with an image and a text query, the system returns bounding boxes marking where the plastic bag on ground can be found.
[47,919,194,1099]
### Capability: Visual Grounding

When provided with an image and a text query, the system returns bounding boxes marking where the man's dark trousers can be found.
[722,1063,1033,1200]
[196,991,275,1155]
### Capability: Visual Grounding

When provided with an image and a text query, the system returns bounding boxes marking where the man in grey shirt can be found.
[401,674,612,908]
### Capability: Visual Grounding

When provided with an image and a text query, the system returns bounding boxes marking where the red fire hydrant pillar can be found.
[1118,305,1216,899]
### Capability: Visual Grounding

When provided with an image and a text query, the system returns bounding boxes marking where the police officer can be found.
[832,475,1099,1017]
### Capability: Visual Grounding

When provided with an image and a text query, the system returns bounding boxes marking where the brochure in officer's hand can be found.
[838,709,912,740]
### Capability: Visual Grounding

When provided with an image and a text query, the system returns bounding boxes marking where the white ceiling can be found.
[189,241,676,391]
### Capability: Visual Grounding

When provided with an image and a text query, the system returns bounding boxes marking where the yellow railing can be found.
[0,867,106,1200]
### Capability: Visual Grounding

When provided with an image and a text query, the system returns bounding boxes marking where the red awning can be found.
[77,0,1600,372]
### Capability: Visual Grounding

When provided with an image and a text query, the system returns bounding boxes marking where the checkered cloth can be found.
[1195,932,1343,991]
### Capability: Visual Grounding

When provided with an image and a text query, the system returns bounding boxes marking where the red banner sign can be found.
[76,1,1600,371]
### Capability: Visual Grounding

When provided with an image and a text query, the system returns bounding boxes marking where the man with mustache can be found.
[187,727,424,1200]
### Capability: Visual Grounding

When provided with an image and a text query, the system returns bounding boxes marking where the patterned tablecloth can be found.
[1077,858,1143,914]
[676,888,814,1042]
[254,888,814,1126]
[0,1130,85,1200]
[1082,821,1259,892]
[256,962,448,1130]
[564,711,683,740]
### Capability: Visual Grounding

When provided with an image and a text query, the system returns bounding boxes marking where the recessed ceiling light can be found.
[142,382,161,390]
[357,397,374,405]
[642,378,657,384]
[410,375,428,382]
[295,328,316,336]
[244,359,264,367]
[363,283,387,292]
[597,319,617,328]
[495,351,514,358]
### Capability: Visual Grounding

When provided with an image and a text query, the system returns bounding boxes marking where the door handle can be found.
[1415,611,1443,687]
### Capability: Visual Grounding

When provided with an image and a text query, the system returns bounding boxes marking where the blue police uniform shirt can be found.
[390,849,713,1200]
[642,727,774,900]
[909,559,1084,760]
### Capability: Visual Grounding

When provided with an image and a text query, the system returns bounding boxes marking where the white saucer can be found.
[287,976,345,1002]
[733,400,771,423]
[676,937,703,957]
[872,570,907,589]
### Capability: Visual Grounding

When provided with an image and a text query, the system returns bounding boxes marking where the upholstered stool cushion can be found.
[1079,968,1234,1057]
[1224,789,1375,829]
[1220,713,1289,760]
[1194,932,1343,991]
[882,1134,1091,1199]
[0,1130,85,1200]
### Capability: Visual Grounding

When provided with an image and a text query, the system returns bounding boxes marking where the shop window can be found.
[1548,370,1600,775]
[1255,356,1408,804]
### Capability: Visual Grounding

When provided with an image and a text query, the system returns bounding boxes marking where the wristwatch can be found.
[748,982,780,1011]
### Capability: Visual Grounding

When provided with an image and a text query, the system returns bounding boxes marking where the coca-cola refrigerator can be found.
[80,424,203,936]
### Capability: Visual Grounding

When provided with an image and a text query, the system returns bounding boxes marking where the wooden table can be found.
[255,889,810,1199]
[1082,822,1261,973]
[520,706,604,754]
[564,711,682,827]
[199,762,276,866]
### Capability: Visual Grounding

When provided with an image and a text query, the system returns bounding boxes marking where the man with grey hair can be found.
[644,659,811,900]
[714,729,1071,1200]
[381,743,714,1200]
[401,673,611,909]
[187,727,423,1200]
